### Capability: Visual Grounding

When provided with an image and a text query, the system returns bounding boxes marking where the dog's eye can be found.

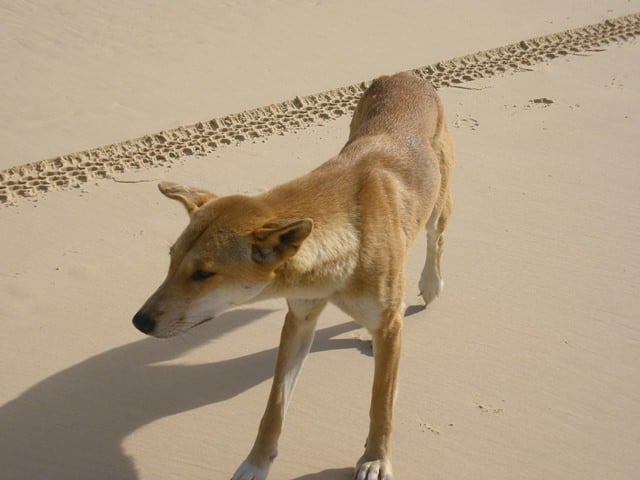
[192,270,216,281]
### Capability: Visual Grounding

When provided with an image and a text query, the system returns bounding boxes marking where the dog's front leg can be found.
[231,299,326,480]
[355,311,402,480]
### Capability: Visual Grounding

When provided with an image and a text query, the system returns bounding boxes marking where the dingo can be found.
[133,72,454,480]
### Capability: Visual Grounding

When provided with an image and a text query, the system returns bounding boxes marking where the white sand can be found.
[1,2,639,479]
[2,0,639,168]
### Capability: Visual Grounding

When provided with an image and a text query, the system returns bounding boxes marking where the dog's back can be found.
[348,72,444,146]
[331,72,453,250]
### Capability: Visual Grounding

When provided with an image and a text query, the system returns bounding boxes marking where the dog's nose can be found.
[132,311,156,335]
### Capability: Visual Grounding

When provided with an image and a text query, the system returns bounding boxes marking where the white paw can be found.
[354,459,393,480]
[231,460,268,480]
[419,277,443,306]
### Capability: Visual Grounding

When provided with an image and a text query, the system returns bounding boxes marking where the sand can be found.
[1,2,639,479]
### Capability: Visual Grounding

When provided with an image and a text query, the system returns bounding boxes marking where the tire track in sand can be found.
[1,12,639,204]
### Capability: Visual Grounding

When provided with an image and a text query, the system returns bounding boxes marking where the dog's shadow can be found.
[291,467,355,479]
[0,308,369,480]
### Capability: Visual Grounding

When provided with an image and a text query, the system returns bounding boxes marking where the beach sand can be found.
[1,2,639,479]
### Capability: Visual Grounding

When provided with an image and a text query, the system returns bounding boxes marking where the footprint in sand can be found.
[528,97,555,108]
[454,116,480,130]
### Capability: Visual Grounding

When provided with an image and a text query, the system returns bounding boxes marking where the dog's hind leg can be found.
[419,191,451,306]
[232,298,326,480]
[419,120,454,306]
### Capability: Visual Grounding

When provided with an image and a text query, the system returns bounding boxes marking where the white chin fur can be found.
[185,283,266,328]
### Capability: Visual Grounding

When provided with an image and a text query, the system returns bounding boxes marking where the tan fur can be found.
[133,72,454,480]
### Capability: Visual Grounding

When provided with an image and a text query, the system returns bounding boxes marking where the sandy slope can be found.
[2,0,639,169]
[1,3,640,480]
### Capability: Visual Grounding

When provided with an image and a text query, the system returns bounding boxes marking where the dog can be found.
[133,72,454,480]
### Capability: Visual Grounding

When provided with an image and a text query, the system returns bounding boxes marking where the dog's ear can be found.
[252,218,313,265]
[158,182,217,214]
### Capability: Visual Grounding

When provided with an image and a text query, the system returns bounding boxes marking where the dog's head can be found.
[132,182,312,338]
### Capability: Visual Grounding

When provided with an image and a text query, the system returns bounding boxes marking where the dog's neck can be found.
[257,218,360,300]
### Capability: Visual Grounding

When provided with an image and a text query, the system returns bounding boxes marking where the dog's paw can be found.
[231,460,268,480]
[354,458,393,480]
[419,277,444,307]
